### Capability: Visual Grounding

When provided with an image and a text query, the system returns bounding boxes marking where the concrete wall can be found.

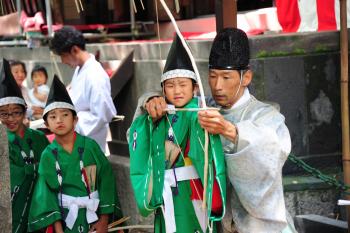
[0,124,12,232]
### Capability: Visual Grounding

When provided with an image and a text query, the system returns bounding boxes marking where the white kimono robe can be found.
[208,89,294,233]
[68,54,116,152]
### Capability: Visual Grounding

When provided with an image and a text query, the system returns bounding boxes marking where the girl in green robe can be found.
[0,58,49,233]
[28,76,122,233]
[129,36,226,233]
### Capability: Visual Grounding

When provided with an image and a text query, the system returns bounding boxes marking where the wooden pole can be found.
[340,0,350,231]
[215,0,237,32]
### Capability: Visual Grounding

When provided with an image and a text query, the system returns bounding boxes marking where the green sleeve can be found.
[129,114,165,217]
[28,151,61,232]
[188,115,227,221]
[89,139,121,217]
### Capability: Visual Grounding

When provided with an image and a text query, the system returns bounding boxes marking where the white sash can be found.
[162,165,199,233]
[58,191,100,230]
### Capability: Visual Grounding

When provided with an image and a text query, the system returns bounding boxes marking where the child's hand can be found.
[53,220,64,233]
[145,96,167,122]
[89,214,108,233]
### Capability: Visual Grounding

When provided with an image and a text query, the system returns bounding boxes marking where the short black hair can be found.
[9,60,27,75]
[31,65,48,81]
[43,109,77,122]
[50,26,86,55]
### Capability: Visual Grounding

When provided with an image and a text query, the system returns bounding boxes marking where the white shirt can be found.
[28,84,49,108]
[68,54,116,152]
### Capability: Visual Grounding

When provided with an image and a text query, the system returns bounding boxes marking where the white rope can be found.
[78,0,84,11]
[74,0,80,13]
[132,0,137,13]
[175,0,180,13]
[1,0,4,15]
[154,0,162,62]
[159,0,210,210]
[50,51,64,81]
[10,0,15,12]
[139,0,145,10]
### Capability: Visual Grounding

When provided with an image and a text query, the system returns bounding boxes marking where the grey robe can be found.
[207,91,294,233]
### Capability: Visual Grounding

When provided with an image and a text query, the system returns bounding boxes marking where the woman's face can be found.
[11,64,26,86]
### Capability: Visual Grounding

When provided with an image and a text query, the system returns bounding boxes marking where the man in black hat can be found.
[138,28,296,233]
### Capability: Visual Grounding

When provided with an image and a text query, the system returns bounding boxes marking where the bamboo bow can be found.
[159,0,210,210]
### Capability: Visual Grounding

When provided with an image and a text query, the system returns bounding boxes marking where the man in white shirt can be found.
[138,28,297,233]
[50,26,116,153]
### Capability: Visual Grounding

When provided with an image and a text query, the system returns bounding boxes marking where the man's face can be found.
[45,108,77,136]
[11,64,26,86]
[0,104,25,134]
[60,51,79,68]
[163,77,196,107]
[208,69,251,109]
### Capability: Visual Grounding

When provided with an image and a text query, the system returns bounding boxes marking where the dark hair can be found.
[31,65,48,81]
[43,109,77,122]
[50,26,85,55]
[9,60,27,75]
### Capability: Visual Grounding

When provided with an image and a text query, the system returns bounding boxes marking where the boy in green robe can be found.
[129,36,226,233]
[28,76,122,233]
[0,58,49,233]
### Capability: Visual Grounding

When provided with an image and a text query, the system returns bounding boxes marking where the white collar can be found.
[230,88,251,110]
[78,54,95,73]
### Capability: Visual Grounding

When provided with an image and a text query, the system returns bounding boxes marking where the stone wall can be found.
[0,124,12,232]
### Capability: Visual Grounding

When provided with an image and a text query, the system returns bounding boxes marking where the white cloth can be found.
[28,84,49,108]
[162,165,200,233]
[59,191,100,230]
[20,85,33,118]
[208,92,293,233]
[68,54,116,152]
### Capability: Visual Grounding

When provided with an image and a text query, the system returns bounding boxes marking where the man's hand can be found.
[145,96,167,122]
[89,214,108,233]
[198,110,238,143]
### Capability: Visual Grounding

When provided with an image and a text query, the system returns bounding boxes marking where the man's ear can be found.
[71,45,80,55]
[242,70,253,87]
[44,121,49,128]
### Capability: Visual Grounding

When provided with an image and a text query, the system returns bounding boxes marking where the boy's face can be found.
[11,64,26,86]
[45,108,77,136]
[163,77,196,107]
[208,69,252,108]
[32,71,47,86]
[0,104,25,134]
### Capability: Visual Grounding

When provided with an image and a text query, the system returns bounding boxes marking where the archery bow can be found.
[159,0,210,211]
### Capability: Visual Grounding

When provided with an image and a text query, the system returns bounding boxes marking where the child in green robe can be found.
[129,36,226,233]
[28,76,122,233]
[0,58,49,233]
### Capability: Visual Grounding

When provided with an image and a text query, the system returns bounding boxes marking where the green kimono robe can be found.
[28,133,122,232]
[8,127,49,233]
[129,98,226,233]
